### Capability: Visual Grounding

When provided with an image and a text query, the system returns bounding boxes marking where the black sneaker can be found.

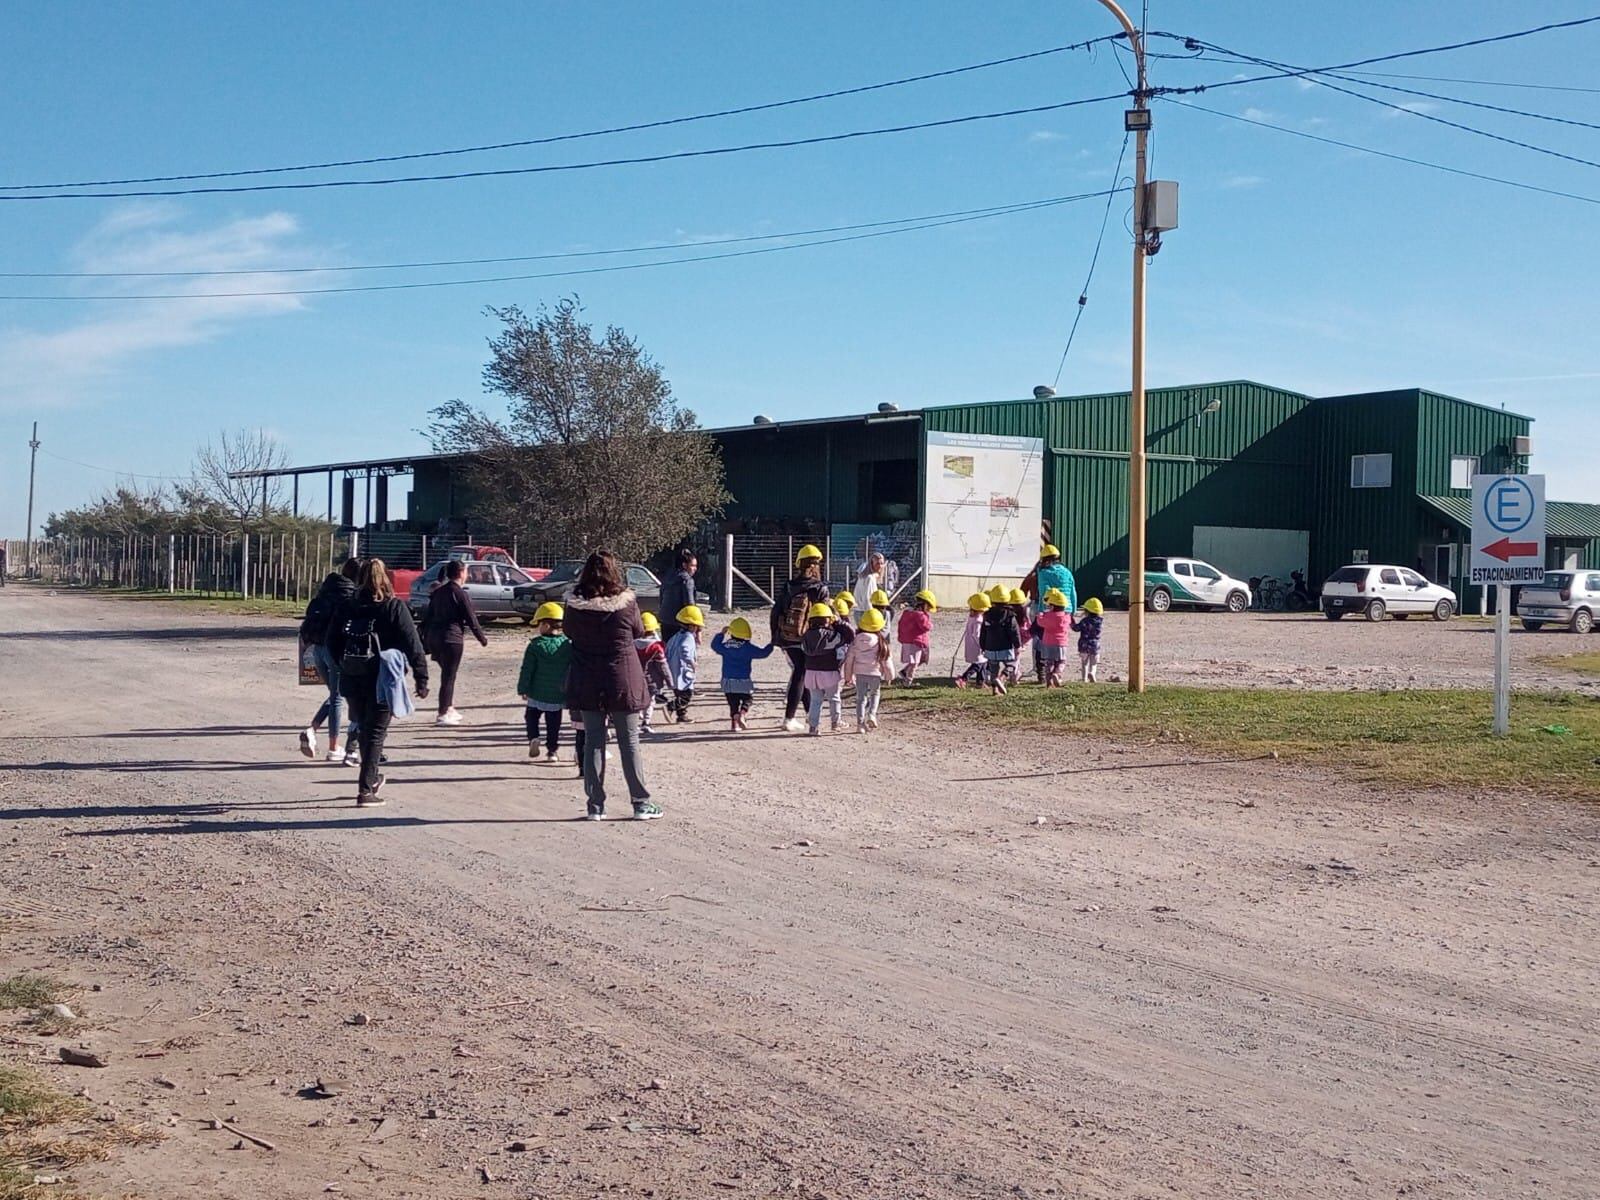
[357,774,387,807]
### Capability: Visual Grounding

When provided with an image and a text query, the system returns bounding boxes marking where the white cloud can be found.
[1383,100,1440,119]
[1240,106,1276,123]
[0,206,323,409]
[1219,174,1267,189]
[1028,130,1067,143]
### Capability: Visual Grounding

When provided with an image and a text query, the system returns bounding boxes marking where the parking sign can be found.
[1470,474,1545,585]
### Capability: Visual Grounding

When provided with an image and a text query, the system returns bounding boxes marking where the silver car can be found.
[1517,570,1600,634]
[408,560,540,620]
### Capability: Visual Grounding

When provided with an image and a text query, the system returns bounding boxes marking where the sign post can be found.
[1470,474,1545,736]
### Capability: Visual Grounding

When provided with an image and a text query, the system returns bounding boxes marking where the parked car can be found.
[1517,570,1600,634]
[391,545,547,599]
[406,558,544,621]
[1320,564,1456,622]
[511,560,709,617]
[1105,557,1252,613]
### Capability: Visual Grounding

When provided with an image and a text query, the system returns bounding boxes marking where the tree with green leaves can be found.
[428,299,727,559]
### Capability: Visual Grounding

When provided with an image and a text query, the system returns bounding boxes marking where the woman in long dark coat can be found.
[562,550,663,821]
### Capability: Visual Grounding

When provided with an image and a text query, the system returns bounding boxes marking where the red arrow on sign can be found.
[1482,536,1538,561]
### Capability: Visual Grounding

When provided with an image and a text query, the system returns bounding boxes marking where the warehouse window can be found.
[1350,453,1392,488]
[1449,455,1479,489]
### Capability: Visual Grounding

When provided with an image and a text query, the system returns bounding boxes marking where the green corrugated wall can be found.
[924,381,1315,589]
[1307,391,1421,582]
[714,417,920,523]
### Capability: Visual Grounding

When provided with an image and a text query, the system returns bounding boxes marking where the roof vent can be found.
[877,402,899,413]
[1511,434,1532,456]
[753,414,773,425]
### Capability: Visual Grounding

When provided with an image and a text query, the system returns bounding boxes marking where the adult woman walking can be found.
[851,548,898,613]
[422,558,489,726]
[771,544,833,733]
[562,549,662,821]
[326,559,429,807]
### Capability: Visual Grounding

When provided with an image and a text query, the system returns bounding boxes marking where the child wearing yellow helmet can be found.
[517,603,572,762]
[634,610,669,734]
[799,602,850,734]
[663,605,705,723]
[894,589,936,686]
[1031,587,1073,688]
[843,606,892,732]
[955,593,990,688]
[710,616,776,731]
[978,582,1024,694]
[1076,596,1105,683]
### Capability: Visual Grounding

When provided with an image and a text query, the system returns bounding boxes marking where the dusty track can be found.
[1,587,1596,1198]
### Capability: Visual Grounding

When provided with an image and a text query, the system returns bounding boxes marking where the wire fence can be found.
[723,523,921,608]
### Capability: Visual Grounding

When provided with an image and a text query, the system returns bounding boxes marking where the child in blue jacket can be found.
[665,605,705,723]
[711,617,776,731]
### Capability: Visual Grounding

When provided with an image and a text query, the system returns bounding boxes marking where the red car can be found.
[391,546,548,602]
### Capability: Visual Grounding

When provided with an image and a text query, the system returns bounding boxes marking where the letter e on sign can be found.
[1470,474,1545,586]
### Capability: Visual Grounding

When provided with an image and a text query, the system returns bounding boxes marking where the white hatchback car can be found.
[1321,564,1457,622]
[1517,570,1600,634]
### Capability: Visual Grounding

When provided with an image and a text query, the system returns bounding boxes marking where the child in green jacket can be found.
[517,603,572,762]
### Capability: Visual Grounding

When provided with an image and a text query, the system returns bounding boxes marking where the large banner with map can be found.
[924,430,1045,578]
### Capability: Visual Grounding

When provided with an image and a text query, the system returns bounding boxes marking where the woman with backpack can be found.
[422,558,489,726]
[562,549,662,821]
[326,559,429,806]
[771,544,833,733]
[298,558,361,762]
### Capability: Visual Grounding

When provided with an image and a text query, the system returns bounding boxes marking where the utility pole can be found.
[1093,0,1153,693]
[25,421,40,576]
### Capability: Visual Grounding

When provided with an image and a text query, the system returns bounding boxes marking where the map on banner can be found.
[924,431,1044,576]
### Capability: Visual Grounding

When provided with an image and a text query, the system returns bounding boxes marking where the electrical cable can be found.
[0,93,1130,201]
[1160,97,1600,206]
[1338,69,1600,95]
[0,189,1127,300]
[1182,39,1600,173]
[0,194,1127,279]
[37,448,188,481]
[0,36,1125,191]
[1315,70,1600,133]
[1052,134,1129,390]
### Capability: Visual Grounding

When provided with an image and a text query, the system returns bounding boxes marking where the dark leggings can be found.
[783,646,808,720]
[434,642,464,712]
[524,707,563,753]
[726,692,752,715]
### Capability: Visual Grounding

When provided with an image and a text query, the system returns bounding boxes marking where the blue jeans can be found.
[310,644,353,747]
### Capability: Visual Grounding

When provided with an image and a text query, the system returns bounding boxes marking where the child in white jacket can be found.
[842,608,892,732]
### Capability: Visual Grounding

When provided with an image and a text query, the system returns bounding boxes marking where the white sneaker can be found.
[299,727,317,759]
[343,747,360,766]
[783,717,807,733]
[325,748,344,763]
[437,709,463,726]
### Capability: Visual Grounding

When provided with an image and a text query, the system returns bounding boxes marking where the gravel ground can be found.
[714,605,1599,694]
[2,588,1598,1199]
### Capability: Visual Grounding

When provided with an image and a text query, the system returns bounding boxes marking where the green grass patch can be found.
[0,979,62,1013]
[1542,651,1600,677]
[886,683,1600,799]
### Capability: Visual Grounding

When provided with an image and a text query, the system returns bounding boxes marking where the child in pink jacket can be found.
[1030,587,1075,687]
[955,592,987,688]
[894,590,936,685]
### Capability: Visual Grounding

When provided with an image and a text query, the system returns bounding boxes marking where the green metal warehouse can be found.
[264,379,1599,615]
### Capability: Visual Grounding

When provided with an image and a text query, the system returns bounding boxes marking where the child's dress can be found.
[1076,613,1104,682]
[1031,610,1074,686]
[896,608,932,669]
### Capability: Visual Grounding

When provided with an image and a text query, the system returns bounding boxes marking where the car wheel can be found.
[1146,588,1172,614]
[1572,608,1594,635]
[1324,610,1344,621]
[1432,599,1454,622]
[1225,590,1249,614]
[1364,599,1386,622]
[1521,619,1545,632]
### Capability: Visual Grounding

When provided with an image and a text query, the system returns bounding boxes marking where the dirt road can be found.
[2,587,1596,1199]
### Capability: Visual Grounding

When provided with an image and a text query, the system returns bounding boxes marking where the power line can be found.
[1053,134,1129,389]
[0,37,1124,192]
[0,195,1123,279]
[1160,97,1600,206]
[1183,39,1600,173]
[0,94,1129,201]
[1339,68,1600,95]
[0,190,1127,300]
[1317,70,1600,133]
[38,448,188,481]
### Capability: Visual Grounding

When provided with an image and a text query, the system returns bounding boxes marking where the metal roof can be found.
[1420,494,1600,540]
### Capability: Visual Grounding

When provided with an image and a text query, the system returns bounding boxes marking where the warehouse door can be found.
[1193,525,1308,583]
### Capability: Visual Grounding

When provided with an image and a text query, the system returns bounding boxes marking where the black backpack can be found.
[339,616,381,678]
[300,591,336,644]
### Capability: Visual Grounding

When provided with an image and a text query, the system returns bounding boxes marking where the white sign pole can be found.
[1493,584,1510,736]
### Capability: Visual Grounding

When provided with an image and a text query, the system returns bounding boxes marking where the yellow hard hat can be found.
[1043,587,1067,608]
[728,616,752,640]
[1007,587,1027,605]
[1083,597,1104,615]
[986,583,1008,601]
[869,588,890,607]
[857,608,886,633]
[914,588,938,612]
[807,602,834,621]
[833,590,858,610]
[675,604,705,628]
[833,596,853,616]
[1041,543,1061,559]
[640,611,660,633]
[795,543,823,565]
[533,601,564,624]
[968,592,992,612]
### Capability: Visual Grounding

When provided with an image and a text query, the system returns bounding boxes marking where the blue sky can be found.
[3,1,1597,535]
